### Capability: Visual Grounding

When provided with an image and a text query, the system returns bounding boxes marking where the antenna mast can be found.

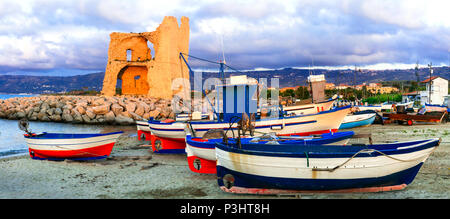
[219,35,226,82]
[415,61,420,83]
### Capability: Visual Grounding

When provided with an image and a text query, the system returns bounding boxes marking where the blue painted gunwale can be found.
[24,131,124,139]
[339,114,376,129]
[153,149,186,154]
[186,131,355,149]
[215,138,439,159]
[425,103,450,112]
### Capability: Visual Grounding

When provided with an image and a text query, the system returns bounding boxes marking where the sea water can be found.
[0,94,134,158]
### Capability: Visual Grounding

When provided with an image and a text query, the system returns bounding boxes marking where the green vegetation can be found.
[50,87,100,96]
[362,93,402,104]
[279,87,310,99]
[278,80,428,104]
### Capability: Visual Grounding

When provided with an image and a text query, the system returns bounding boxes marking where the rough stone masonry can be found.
[0,95,174,125]
[101,16,191,100]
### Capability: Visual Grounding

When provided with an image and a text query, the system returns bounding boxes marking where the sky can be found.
[0,0,449,76]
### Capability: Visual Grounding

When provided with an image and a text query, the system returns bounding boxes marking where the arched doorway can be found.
[117,66,149,95]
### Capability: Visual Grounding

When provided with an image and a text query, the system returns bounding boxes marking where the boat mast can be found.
[219,35,226,83]
[415,61,420,83]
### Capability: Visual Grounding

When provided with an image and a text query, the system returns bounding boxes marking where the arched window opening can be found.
[147,41,155,59]
[126,49,132,61]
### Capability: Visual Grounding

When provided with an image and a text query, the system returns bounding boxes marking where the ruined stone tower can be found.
[101,16,190,100]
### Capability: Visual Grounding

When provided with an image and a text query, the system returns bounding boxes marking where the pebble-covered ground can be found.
[0,123,449,199]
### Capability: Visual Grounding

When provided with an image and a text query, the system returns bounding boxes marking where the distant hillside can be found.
[0,67,448,94]
[201,66,449,87]
[0,72,104,94]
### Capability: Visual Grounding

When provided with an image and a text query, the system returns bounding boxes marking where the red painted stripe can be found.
[187,155,217,174]
[150,136,186,152]
[220,184,407,194]
[137,130,152,141]
[29,142,115,159]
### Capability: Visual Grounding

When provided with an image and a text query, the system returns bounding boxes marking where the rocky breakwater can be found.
[0,95,174,125]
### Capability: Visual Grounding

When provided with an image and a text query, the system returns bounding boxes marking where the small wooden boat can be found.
[339,113,376,129]
[185,131,355,174]
[425,103,449,113]
[24,131,123,160]
[216,138,440,194]
[383,111,448,125]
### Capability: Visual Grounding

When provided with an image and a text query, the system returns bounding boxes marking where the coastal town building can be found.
[325,83,335,90]
[325,81,398,94]
[366,85,399,94]
[280,86,301,92]
[335,84,350,90]
[419,76,449,105]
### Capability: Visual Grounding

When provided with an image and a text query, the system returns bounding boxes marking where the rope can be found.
[180,52,222,65]
[312,146,438,172]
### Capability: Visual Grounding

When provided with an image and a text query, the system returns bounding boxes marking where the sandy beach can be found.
[1,123,449,199]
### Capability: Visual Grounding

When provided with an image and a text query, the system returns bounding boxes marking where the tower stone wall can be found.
[101,16,190,100]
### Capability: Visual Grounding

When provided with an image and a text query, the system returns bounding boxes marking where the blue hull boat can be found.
[339,113,376,129]
[216,138,440,194]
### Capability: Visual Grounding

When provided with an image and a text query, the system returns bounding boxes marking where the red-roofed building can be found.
[419,76,448,105]
[420,76,440,83]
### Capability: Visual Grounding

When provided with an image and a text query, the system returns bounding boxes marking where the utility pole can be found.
[427,62,433,104]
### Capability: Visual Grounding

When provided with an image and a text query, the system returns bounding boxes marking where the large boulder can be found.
[125,102,136,113]
[76,105,86,115]
[111,103,124,116]
[92,104,110,115]
[115,115,135,125]
[85,108,96,119]
[104,111,115,123]
[62,113,73,122]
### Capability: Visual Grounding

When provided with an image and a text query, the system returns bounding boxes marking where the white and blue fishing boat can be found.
[425,103,449,113]
[185,131,355,174]
[339,112,376,129]
[216,137,440,194]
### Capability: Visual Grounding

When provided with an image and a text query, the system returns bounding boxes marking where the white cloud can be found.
[0,0,449,74]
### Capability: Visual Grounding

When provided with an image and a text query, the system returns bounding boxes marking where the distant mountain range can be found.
[0,72,104,94]
[0,67,448,94]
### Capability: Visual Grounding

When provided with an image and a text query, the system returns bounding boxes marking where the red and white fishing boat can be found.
[24,131,123,160]
[148,106,351,153]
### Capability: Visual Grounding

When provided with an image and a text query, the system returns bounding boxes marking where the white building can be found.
[419,76,448,105]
